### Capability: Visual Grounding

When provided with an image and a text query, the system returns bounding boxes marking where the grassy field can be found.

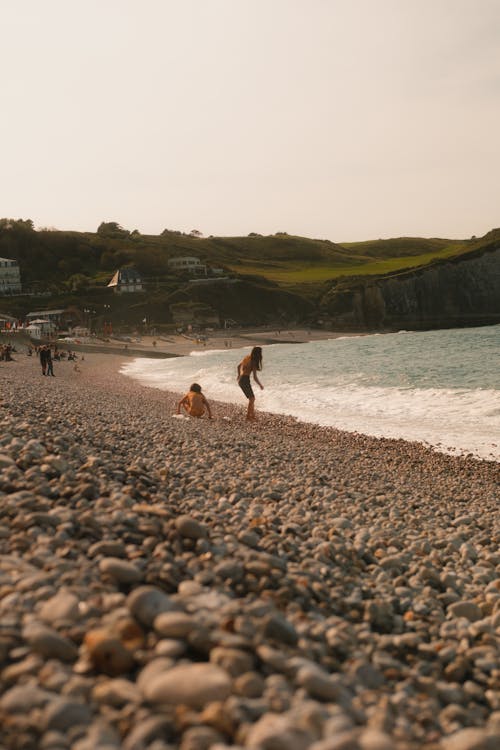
[1,220,493,295]
[226,240,469,283]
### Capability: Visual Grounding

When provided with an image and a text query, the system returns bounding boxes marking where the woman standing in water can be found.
[237,346,264,421]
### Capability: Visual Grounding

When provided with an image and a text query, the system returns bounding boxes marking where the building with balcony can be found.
[26,309,65,327]
[167,256,207,275]
[0,257,21,294]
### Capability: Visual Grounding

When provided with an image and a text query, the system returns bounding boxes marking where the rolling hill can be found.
[0,219,498,330]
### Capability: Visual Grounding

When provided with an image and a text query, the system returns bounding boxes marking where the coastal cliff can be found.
[321,245,500,330]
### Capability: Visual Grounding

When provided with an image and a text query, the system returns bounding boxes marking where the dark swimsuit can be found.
[238,374,254,399]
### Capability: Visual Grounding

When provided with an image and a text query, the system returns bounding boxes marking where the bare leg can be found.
[246,397,256,421]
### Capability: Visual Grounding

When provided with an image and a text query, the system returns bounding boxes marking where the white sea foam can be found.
[121,326,500,461]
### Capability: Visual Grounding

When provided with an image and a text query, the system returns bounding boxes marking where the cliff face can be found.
[322,247,500,330]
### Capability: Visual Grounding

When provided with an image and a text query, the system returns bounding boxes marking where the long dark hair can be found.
[250,346,262,371]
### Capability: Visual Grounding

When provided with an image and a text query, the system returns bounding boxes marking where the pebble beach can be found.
[0,353,499,750]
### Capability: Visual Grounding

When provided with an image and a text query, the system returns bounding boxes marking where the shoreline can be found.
[21,327,365,358]
[0,352,500,470]
[1,349,498,470]
[4,332,498,463]
[117,345,500,466]
[0,352,499,748]
[1,349,498,481]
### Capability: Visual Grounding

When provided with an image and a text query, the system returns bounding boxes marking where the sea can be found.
[121,325,500,462]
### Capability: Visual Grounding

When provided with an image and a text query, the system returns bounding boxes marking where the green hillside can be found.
[0,218,498,328]
[0,218,489,289]
[222,236,474,283]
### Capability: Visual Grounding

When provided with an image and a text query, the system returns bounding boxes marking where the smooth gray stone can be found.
[23,622,78,661]
[43,698,92,731]
[0,685,55,713]
[127,585,176,627]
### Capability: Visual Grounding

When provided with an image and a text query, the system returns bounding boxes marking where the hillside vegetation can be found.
[0,218,498,328]
[0,219,484,286]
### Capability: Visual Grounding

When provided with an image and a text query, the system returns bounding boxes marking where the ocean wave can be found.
[120,327,500,461]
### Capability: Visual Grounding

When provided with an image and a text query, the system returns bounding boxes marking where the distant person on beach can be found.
[45,346,55,377]
[39,345,48,375]
[237,346,264,421]
[177,383,213,419]
[1,344,14,361]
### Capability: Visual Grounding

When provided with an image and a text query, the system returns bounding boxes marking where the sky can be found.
[1,0,499,242]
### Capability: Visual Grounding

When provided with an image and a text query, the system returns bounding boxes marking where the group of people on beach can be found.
[0,343,16,361]
[177,346,263,422]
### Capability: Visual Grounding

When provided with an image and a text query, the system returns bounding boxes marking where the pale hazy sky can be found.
[1,0,499,241]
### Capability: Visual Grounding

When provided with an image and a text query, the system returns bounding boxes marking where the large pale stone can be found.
[175,515,208,539]
[99,557,142,584]
[447,601,483,622]
[153,611,195,638]
[144,663,231,709]
[39,591,80,624]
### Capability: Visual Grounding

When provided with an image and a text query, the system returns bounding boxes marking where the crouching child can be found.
[177,383,213,419]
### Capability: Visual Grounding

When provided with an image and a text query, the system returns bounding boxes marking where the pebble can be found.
[38,591,80,624]
[358,729,395,749]
[153,611,196,638]
[175,515,208,539]
[210,646,255,676]
[144,663,232,708]
[43,698,93,731]
[84,628,135,676]
[72,721,121,750]
[447,601,483,622]
[0,355,498,750]
[0,685,55,712]
[296,665,352,707]
[245,712,314,750]
[127,585,177,627]
[122,716,173,750]
[22,622,78,661]
[92,677,142,707]
[99,557,143,584]
[263,613,298,645]
[441,727,500,750]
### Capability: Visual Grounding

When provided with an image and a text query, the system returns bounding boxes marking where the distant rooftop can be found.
[26,309,65,317]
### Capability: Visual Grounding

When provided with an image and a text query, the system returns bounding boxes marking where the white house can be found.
[108,268,144,293]
[0,257,22,294]
[26,309,65,327]
[26,319,55,340]
[167,256,206,275]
